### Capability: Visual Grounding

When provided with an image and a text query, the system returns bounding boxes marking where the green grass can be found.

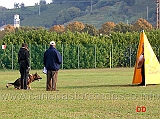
[0,68,160,119]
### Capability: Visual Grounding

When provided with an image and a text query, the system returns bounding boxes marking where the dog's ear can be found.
[35,72,37,75]
[28,74,32,78]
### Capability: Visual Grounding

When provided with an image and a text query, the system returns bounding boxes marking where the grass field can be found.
[0,68,160,119]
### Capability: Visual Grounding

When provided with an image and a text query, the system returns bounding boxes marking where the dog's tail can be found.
[6,83,15,88]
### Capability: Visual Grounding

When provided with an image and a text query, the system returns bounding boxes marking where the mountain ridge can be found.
[0,0,156,29]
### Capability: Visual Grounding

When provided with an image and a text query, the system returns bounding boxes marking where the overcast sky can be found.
[0,0,51,9]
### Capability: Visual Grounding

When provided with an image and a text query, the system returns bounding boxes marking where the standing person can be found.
[43,41,62,91]
[18,43,30,89]
[137,43,145,86]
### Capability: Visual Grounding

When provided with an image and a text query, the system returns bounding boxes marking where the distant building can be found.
[14,14,20,28]
[0,14,20,30]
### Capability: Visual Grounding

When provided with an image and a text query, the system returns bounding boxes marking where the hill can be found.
[0,0,156,29]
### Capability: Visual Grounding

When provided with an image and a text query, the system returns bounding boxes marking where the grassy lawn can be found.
[0,68,160,119]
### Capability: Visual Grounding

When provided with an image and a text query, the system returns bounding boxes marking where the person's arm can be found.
[43,52,46,67]
[18,51,20,64]
[25,50,30,68]
[56,51,62,64]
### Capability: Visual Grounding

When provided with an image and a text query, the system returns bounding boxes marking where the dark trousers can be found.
[141,64,145,85]
[53,71,58,90]
[20,62,28,89]
[46,70,55,91]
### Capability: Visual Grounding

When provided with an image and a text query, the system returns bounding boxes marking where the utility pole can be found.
[155,0,160,28]
[91,1,93,12]
[39,4,40,15]
[39,0,41,15]
[146,6,148,21]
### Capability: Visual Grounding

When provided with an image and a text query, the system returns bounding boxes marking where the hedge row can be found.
[0,28,159,69]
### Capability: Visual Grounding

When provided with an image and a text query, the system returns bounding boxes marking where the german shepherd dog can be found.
[6,73,42,89]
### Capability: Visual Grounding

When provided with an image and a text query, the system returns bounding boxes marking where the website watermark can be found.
[0,92,160,101]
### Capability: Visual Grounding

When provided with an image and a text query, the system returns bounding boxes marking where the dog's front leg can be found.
[27,84,31,90]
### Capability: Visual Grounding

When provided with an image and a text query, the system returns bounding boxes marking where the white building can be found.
[14,14,20,28]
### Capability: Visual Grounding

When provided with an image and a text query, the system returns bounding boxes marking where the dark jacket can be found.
[43,46,62,71]
[18,47,30,68]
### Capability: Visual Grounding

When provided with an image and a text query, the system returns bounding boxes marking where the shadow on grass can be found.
[60,84,143,89]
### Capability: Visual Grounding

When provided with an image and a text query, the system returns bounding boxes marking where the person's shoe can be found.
[138,83,145,86]
[46,89,52,91]
[53,89,59,91]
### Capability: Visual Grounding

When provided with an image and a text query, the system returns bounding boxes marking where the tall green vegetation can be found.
[0,27,159,70]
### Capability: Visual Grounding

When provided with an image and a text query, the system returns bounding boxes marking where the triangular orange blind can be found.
[132,31,160,85]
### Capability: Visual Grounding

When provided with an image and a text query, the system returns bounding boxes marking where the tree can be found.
[14,3,20,8]
[49,25,65,33]
[65,21,85,32]
[132,18,152,31]
[53,7,82,25]
[81,24,98,36]
[67,7,81,19]
[4,24,15,32]
[0,24,15,40]
[123,0,135,6]
[113,22,133,33]
[0,30,5,39]
[99,22,115,35]
[40,0,46,5]
[20,2,26,10]
[0,6,7,11]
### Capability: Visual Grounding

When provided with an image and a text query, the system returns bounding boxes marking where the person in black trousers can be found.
[18,43,30,89]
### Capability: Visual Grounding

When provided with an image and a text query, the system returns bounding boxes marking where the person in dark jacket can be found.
[43,41,62,91]
[18,43,30,89]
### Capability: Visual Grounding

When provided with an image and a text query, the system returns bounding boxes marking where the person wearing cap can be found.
[18,43,30,89]
[43,41,62,91]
